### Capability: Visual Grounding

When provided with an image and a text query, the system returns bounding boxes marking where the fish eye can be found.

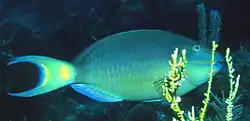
[192,45,200,52]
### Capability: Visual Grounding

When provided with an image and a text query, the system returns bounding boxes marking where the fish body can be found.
[6,29,223,102]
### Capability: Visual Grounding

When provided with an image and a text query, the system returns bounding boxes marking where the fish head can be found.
[175,43,224,96]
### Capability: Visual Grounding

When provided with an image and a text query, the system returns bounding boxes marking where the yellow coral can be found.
[162,48,187,121]
[225,48,240,121]
[199,41,218,121]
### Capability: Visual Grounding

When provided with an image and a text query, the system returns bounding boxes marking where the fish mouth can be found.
[214,60,224,73]
[214,52,224,72]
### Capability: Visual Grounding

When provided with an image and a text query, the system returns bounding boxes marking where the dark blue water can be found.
[1,0,250,121]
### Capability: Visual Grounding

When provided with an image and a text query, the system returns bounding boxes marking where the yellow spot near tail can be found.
[60,65,71,80]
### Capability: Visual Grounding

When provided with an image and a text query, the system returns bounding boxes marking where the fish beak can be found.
[214,52,224,72]
[214,60,224,72]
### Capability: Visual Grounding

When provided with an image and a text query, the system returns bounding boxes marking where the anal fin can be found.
[71,84,123,102]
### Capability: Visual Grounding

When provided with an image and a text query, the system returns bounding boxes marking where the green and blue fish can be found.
[6,29,223,102]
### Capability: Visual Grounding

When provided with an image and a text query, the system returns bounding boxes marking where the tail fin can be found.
[7,56,77,97]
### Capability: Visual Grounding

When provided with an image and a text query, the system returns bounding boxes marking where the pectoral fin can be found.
[153,76,166,99]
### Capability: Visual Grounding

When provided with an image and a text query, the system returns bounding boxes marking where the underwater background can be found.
[0,0,250,121]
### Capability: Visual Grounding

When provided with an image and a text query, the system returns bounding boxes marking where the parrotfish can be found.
[6,29,223,102]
